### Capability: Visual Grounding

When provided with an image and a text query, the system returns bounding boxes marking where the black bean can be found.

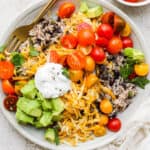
[109,79,115,86]
[109,111,118,118]
[56,17,61,22]
[114,70,120,79]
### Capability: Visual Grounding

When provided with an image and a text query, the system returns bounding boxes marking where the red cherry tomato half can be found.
[61,34,78,49]
[107,37,123,54]
[77,29,95,46]
[3,95,18,111]
[77,22,93,31]
[122,37,133,49]
[125,0,139,2]
[128,72,137,80]
[0,61,14,79]
[107,118,122,132]
[2,80,15,95]
[67,51,86,70]
[90,47,106,62]
[58,2,75,19]
[97,24,114,39]
[96,37,109,48]
[101,12,115,26]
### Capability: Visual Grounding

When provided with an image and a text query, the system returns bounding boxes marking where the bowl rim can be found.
[0,0,149,150]
[115,0,150,7]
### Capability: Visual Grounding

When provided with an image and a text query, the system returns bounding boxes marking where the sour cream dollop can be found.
[35,63,71,98]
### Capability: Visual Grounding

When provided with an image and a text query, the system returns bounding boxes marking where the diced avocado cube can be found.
[39,112,53,127]
[34,121,43,128]
[45,128,55,142]
[37,92,45,101]
[21,80,37,99]
[17,97,42,117]
[52,115,61,122]
[86,6,103,18]
[51,98,64,115]
[30,108,42,118]
[80,1,89,13]
[16,108,34,124]
[42,100,52,111]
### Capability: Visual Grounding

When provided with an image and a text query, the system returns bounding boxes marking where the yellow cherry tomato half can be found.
[120,23,131,37]
[100,99,113,114]
[85,74,99,88]
[99,114,109,126]
[93,125,106,137]
[134,63,149,76]
[85,56,95,72]
[69,69,84,82]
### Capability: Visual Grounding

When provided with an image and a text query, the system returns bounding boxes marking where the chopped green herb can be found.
[29,46,39,57]
[54,127,60,145]
[62,68,70,78]
[0,45,6,53]
[120,63,134,79]
[131,77,150,89]
[11,52,25,67]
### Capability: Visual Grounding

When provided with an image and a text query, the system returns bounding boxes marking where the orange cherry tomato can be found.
[134,63,149,76]
[49,50,60,63]
[69,69,84,82]
[2,80,15,95]
[93,125,106,137]
[58,55,68,66]
[58,2,75,19]
[77,29,95,46]
[107,37,123,54]
[67,51,86,70]
[85,56,95,72]
[0,61,14,79]
[99,114,109,126]
[61,34,78,49]
[100,99,113,114]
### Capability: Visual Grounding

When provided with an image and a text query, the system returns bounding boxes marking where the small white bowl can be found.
[116,0,150,7]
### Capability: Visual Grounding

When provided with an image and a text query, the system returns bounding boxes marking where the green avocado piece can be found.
[39,112,53,127]
[42,100,52,111]
[80,1,89,13]
[17,97,42,117]
[36,92,45,101]
[45,128,55,142]
[16,108,34,124]
[21,80,37,99]
[52,115,62,122]
[86,6,103,18]
[51,98,64,115]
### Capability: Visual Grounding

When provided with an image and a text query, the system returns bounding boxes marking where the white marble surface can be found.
[0,0,150,150]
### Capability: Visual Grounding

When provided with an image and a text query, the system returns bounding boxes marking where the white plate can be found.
[0,0,150,150]
[115,0,150,7]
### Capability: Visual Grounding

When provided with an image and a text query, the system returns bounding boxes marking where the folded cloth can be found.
[99,95,150,150]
